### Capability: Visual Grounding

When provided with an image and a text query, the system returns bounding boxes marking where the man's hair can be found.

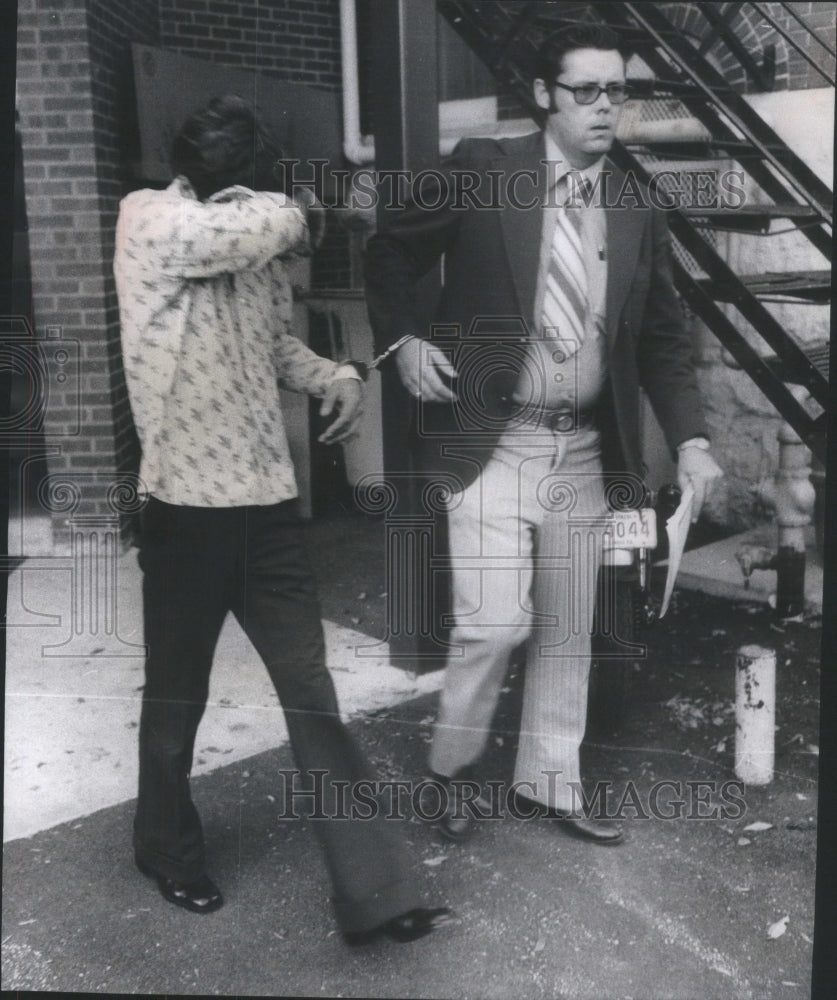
[171,94,284,200]
[534,22,630,82]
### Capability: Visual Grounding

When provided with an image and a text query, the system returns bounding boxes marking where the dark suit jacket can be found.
[365,130,707,492]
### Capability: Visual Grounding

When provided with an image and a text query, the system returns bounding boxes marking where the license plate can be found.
[603,509,657,550]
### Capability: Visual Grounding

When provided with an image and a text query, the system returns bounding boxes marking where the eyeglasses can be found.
[552,81,631,105]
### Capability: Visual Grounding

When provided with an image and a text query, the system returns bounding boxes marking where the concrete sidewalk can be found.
[2,514,823,997]
[673,524,823,610]
[3,519,443,842]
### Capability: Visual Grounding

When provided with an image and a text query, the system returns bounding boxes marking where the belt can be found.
[537,405,596,433]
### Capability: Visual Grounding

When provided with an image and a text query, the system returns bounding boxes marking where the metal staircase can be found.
[436,0,832,466]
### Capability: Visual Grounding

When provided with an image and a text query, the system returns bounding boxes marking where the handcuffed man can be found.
[115,94,455,944]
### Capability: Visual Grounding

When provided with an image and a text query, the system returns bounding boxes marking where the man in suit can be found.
[365,23,722,844]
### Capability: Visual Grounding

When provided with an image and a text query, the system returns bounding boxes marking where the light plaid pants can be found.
[429,420,609,811]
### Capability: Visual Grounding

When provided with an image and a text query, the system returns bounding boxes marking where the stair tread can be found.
[625,139,784,153]
[739,270,832,291]
[763,343,830,382]
[683,204,823,218]
[697,270,831,302]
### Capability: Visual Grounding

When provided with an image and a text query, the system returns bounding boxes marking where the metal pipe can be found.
[735,644,776,785]
[340,0,375,165]
[758,385,816,619]
[735,545,776,587]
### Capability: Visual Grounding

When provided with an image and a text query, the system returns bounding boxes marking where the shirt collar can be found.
[169,175,259,203]
[171,175,198,199]
[543,131,606,189]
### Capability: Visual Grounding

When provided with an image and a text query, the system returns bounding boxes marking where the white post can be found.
[734,645,776,785]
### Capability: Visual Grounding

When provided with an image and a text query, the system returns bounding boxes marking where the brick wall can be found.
[86,0,161,493]
[660,2,836,92]
[16,0,160,541]
[158,0,342,87]
[784,2,837,88]
[16,1,97,505]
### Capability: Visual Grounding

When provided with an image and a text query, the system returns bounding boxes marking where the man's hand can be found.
[318,378,363,445]
[677,444,723,522]
[394,336,458,403]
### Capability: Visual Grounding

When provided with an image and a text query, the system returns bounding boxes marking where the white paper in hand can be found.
[659,484,694,619]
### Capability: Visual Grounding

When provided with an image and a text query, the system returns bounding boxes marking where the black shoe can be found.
[343,907,459,946]
[427,770,483,844]
[136,858,224,913]
[438,806,473,843]
[512,795,625,845]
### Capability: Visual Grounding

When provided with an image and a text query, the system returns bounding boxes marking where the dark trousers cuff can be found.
[332,878,421,934]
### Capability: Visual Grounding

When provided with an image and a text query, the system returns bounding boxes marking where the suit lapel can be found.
[603,161,647,347]
[494,144,647,341]
[496,132,547,328]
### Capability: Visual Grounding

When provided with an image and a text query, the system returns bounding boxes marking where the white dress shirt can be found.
[514,133,609,412]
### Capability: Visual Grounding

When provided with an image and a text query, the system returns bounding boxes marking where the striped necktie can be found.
[541,170,588,356]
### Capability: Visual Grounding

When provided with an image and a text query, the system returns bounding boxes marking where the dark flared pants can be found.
[133,497,419,932]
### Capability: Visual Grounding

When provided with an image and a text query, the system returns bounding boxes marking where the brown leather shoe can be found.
[438,807,473,843]
[512,795,625,845]
[550,812,625,845]
[432,770,487,843]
